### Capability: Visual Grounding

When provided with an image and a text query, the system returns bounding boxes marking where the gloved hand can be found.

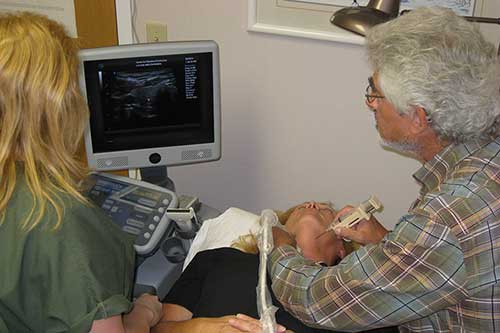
[333,206,388,245]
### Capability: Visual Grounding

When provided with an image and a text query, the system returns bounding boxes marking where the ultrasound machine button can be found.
[144,232,151,239]
[158,207,165,214]
[132,212,148,221]
[123,226,141,235]
[153,216,160,222]
[138,198,157,208]
[148,224,156,231]
[134,206,152,214]
[111,206,119,213]
[127,219,145,228]
[162,199,170,205]
[102,204,111,210]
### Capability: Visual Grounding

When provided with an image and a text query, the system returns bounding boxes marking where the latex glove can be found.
[333,205,388,245]
[134,293,163,327]
[228,313,287,333]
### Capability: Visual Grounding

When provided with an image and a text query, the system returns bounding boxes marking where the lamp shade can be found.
[330,0,400,36]
[332,1,500,37]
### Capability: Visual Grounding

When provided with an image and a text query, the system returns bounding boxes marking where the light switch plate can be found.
[146,22,168,42]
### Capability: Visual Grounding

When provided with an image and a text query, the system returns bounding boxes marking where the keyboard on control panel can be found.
[85,172,178,256]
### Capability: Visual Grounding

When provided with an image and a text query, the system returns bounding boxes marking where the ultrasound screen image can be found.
[104,69,179,126]
[84,52,214,153]
[100,61,198,133]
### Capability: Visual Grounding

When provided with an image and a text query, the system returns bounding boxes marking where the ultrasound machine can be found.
[78,40,221,299]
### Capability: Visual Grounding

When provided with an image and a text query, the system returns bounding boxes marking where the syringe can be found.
[315,195,383,239]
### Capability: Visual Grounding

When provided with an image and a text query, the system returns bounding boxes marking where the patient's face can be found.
[285,202,345,266]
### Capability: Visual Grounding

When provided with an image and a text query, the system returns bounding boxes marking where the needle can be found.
[315,229,334,239]
[314,195,383,240]
[315,223,337,239]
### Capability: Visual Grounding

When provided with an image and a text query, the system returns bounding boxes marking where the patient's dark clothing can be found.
[164,247,398,333]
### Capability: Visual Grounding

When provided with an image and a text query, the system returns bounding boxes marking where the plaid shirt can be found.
[269,137,500,332]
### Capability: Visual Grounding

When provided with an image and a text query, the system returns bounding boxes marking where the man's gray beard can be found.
[380,139,421,159]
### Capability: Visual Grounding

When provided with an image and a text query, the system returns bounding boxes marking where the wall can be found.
[134,0,500,229]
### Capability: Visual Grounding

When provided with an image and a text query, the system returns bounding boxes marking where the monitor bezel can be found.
[79,40,221,171]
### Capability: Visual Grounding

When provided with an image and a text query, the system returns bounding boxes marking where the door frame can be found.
[115,0,133,45]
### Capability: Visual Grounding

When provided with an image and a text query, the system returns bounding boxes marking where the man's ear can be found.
[409,106,430,134]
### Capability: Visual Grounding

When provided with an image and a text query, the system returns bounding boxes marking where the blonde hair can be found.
[231,206,297,254]
[230,202,361,255]
[0,12,89,231]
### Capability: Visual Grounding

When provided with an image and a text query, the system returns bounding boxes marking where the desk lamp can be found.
[331,0,500,36]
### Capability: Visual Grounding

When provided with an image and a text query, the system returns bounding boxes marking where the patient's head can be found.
[283,202,345,266]
[232,201,348,266]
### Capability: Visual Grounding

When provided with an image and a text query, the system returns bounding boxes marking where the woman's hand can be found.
[133,293,163,327]
[333,206,388,245]
[228,314,287,332]
[194,315,271,333]
[153,315,242,333]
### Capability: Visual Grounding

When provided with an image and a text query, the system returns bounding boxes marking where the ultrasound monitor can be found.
[79,41,221,173]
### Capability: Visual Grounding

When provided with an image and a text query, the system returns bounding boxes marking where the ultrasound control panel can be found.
[85,172,178,255]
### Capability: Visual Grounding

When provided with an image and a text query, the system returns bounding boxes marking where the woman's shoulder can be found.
[63,198,135,247]
[4,179,135,260]
[0,181,135,332]
[7,176,114,229]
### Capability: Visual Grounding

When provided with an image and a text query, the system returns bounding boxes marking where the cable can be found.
[131,0,140,43]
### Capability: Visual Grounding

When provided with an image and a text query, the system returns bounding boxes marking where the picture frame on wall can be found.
[295,0,475,15]
[248,0,480,44]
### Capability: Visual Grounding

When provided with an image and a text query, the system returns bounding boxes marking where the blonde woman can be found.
[153,202,396,333]
[0,12,160,332]
[231,201,355,263]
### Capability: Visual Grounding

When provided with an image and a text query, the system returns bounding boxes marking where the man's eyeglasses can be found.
[365,76,385,104]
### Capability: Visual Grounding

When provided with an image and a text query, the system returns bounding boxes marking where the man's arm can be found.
[268,213,469,332]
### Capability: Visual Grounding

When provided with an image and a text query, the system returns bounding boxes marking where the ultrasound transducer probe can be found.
[316,195,383,239]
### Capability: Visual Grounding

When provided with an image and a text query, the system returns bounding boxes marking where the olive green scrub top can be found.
[0,176,136,332]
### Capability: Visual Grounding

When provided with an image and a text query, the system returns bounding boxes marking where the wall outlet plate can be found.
[146,22,168,42]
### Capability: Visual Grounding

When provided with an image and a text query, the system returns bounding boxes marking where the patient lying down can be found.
[151,202,393,333]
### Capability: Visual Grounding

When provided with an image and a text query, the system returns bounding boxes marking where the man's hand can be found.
[228,313,287,332]
[272,227,296,248]
[333,206,388,245]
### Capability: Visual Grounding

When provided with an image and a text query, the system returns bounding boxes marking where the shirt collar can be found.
[412,137,497,195]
